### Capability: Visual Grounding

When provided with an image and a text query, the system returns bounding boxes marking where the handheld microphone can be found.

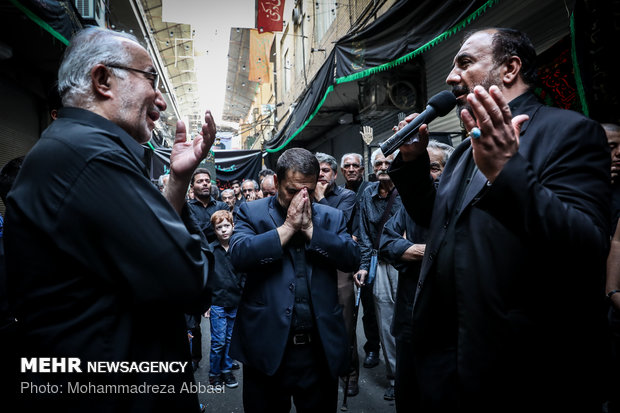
[380,90,457,156]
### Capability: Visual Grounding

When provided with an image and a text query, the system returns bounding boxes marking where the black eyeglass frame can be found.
[106,64,160,90]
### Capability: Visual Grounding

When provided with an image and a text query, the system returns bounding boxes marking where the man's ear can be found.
[502,56,522,85]
[273,174,279,190]
[91,64,114,98]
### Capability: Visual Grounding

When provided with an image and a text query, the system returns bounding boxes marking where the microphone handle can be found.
[380,105,436,156]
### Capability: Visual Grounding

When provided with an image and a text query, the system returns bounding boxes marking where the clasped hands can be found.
[278,188,313,245]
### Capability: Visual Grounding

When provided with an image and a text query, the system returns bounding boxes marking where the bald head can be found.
[260,175,276,197]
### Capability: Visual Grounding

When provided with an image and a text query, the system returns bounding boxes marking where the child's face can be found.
[214,219,234,242]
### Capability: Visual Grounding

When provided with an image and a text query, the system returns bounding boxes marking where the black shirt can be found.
[274,201,314,333]
[342,180,371,236]
[357,182,402,270]
[208,241,243,308]
[187,197,228,243]
[318,184,356,231]
[4,107,209,410]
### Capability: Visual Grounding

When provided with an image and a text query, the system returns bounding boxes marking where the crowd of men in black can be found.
[0,25,619,413]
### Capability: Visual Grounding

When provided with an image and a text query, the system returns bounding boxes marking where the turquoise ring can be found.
[468,127,481,139]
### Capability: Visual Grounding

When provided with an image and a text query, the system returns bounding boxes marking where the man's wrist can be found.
[165,173,191,213]
[607,289,620,301]
[609,290,620,310]
[302,225,313,240]
[280,221,297,234]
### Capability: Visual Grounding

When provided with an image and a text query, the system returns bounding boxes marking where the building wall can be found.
[244,78,277,150]
[274,0,398,130]
[267,0,574,156]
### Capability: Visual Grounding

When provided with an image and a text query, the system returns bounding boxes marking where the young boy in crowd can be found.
[207,210,244,388]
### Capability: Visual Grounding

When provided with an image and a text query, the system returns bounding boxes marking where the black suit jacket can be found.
[389,92,611,410]
[229,196,360,377]
[379,207,427,343]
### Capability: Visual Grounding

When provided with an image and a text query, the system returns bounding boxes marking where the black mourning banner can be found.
[144,146,262,191]
[214,150,262,190]
[266,0,487,151]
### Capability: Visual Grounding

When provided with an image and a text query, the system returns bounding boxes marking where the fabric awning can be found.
[265,0,498,153]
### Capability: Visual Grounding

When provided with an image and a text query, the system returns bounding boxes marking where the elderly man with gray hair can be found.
[241,178,261,201]
[313,152,356,220]
[221,188,238,213]
[4,27,215,412]
[354,147,402,401]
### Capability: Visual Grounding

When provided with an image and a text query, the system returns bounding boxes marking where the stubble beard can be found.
[118,88,151,144]
[455,69,501,122]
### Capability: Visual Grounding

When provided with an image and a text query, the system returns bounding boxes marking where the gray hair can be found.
[340,153,363,168]
[243,179,259,190]
[221,189,234,196]
[370,147,399,166]
[58,28,139,108]
[315,152,338,172]
[427,140,455,166]
[602,123,620,134]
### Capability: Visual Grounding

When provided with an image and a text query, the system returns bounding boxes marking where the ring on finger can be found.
[467,127,481,139]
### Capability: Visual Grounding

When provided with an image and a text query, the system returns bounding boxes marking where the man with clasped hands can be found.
[229,148,360,412]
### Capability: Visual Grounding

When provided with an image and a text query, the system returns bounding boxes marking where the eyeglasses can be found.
[430,162,443,173]
[106,64,160,90]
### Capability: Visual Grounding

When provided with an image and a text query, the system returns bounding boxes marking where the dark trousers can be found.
[414,347,458,412]
[395,339,420,413]
[337,270,359,384]
[242,337,337,413]
[360,284,380,354]
[186,314,202,363]
[608,306,620,413]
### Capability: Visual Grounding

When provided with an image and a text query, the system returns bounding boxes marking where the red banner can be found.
[257,0,285,33]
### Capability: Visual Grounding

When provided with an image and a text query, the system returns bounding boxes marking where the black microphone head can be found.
[428,90,457,117]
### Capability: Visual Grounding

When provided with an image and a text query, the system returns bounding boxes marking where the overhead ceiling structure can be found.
[110,0,259,143]
[108,0,205,141]
[222,28,257,124]
[138,0,203,132]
